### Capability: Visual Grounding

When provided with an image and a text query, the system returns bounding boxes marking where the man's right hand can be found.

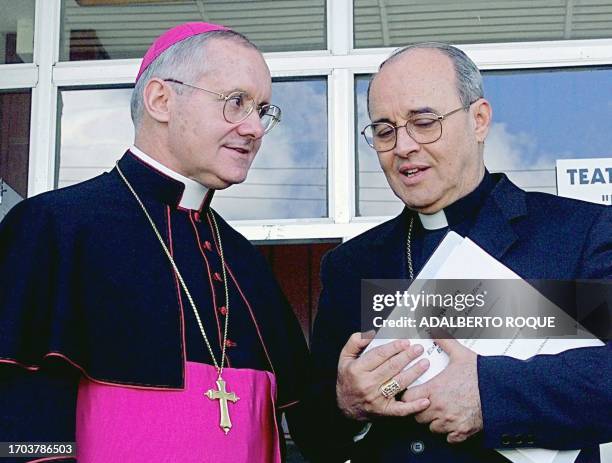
[336,332,430,421]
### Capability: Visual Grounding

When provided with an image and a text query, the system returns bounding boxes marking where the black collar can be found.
[441,170,497,228]
[372,172,527,251]
[114,151,214,213]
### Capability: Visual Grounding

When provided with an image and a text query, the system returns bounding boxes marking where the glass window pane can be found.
[215,78,328,220]
[57,77,328,221]
[0,0,35,64]
[60,0,326,61]
[354,0,612,48]
[483,67,612,195]
[57,87,135,189]
[355,67,612,216]
[0,89,31,221]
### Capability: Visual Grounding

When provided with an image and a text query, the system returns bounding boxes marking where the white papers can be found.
[362,231,603,463]
[496,448,580,463]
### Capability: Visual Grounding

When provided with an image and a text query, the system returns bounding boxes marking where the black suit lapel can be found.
[371,209,412,279]
[469,175,527,261]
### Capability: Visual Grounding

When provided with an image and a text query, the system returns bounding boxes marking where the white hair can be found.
[130,30,257,129]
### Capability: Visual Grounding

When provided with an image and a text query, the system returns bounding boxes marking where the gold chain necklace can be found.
[406,216,414,279]
[116,162,239,434]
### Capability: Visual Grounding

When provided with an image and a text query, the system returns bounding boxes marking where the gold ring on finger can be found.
[380,378,402,399]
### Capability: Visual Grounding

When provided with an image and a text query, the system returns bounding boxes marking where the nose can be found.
[236,109,265,140]
[393,125,420,158]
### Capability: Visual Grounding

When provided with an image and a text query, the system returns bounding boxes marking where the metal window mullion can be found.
[329,68,355,224]
[328,0,352,55]
[28,0,61,197]
[326,0,354,225]
[50,38,612,87]
[351,38,612,70]
[0,64,37,89]
[53,59,140,86]
[462,39,612,70]
[234,220,378,242]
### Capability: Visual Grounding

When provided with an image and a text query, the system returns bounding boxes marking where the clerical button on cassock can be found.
[501,434,512,446]
[202,240,213,252]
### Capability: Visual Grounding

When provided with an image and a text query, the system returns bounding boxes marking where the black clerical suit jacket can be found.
[310,173,612,462]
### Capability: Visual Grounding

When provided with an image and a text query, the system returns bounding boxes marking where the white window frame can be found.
[5,0,612,242]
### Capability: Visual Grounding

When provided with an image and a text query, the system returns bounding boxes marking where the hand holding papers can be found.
[405,336,483,444]
[336,334,431,422]
[361,231,604,463]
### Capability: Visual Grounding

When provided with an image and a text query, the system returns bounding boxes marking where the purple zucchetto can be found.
[135,22,230,82]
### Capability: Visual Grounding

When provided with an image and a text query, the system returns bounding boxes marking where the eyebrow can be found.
[371,106,439,124]
[407,106,438,115]
[228,88,270,106]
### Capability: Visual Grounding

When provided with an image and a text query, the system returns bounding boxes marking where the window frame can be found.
[5,0,612,241]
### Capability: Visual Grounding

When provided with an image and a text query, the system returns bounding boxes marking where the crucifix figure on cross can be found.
[206,377,240,434]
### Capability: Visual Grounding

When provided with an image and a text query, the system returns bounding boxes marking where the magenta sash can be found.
[76,362,281,462]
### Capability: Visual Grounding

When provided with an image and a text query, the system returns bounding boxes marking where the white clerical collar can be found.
[129,145,209,210]
[418,210,449,230]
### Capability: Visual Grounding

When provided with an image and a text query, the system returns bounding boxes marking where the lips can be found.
[396,164,430,186]
[399,164,430,178]
[223,145,250,155]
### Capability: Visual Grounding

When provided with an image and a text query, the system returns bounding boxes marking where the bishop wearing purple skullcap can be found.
[0,22,315,462]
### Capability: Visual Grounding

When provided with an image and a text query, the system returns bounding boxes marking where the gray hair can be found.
[367,42,483,113]
[130,30,257,129]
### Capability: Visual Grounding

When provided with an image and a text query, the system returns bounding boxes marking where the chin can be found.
[219,175,248,188]
[397,185,445,212]
[400,194,442,213]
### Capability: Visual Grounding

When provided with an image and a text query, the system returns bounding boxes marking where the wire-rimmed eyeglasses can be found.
[163,78,281,134]
[361,101,478,151]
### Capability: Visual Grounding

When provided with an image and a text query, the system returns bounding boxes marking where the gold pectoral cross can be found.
[205,377,239,434]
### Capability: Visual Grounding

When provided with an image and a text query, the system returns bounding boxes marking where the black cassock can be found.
[0,152,314,461]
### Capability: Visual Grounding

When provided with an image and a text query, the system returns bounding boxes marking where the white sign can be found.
[556,158,612,206]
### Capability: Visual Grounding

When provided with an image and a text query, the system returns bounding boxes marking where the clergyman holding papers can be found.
[310,43,612,462]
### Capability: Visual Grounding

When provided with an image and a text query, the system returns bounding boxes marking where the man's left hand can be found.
[401,337,483,444]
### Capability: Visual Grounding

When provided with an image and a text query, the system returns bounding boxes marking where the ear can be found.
[142,78,172,123]
[472,98,492,143]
